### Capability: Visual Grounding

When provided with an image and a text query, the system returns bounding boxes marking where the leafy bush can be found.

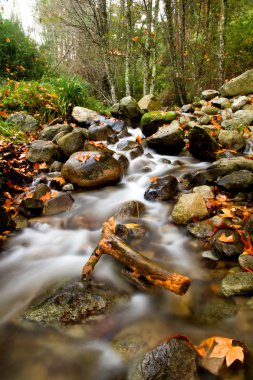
[0,16,46,80]
[0,74,110,124]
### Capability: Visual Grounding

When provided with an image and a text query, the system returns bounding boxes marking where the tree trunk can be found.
[219,0,227,86]
[150,0,160,94]
[125,0,132,97]
[143,0,153,96]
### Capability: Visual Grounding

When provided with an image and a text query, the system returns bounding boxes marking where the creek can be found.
[0,127,252,379]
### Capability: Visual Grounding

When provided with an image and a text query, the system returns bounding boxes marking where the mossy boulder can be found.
[141,111,177,137]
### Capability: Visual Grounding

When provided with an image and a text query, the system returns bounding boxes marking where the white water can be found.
[0,128,209,323]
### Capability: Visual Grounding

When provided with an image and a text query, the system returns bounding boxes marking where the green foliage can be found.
[0,74,109,124]
[0,119,27,142]
[0,16,46,80]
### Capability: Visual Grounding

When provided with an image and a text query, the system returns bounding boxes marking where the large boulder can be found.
[7,112,39,133]
[61,151,123,188]
[219,69,253,97]
[28,140,62,163]
[221,109,253,129]
[189,126,219,161]
[111,96,143,127]
[141,111,177,137]
[147,121,184,155]
[38,124,73,141]
[72,106,100,127]
[57,129,88,156]
[138,94,162,112]
[172,193,208,224]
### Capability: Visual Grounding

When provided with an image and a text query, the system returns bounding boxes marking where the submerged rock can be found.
[144,175,178,201]
[221,272,253,297]
[61,151,122,188]
[172,193,208,225]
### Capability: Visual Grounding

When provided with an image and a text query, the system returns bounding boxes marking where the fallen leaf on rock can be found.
[40,192,51,202]
[52,176,66,185]
[218,233,235,243]
[151,177,158,183]
[136,135,142,144]
[39,162,48,169]
[240,233,253,255]
[220,208,235,218]
[94,154,101,161]
[76,153,91,163]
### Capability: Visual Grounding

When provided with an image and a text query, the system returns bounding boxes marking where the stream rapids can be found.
[0,127,253,380]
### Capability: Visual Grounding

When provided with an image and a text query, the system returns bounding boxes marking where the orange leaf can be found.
[39,162,47,169]
[52,177,66,185]
[50,190,59,198]
[151,177,158,183]
[225,346,244,367]
[40,192,51,202]
[211,119,222,129]
[136,135,142,144]
[94,154,101,161]
[76,153,91,163]
[218,233,235,243]
[132,36,139,42]
[220,208,234,218]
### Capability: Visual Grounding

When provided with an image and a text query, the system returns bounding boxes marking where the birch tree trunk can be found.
[143,0,153,96]
[125,0,132,97]
[219,0,227,86]
[150,0,160,95]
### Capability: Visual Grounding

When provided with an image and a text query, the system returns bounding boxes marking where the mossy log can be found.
[82,217,191,296]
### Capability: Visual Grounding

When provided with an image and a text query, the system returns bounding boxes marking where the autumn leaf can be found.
[240,233,253,255]
[94,154,101,161]
[136,135,142,144]
[76,153,91,163]
[40,192,51,202]
[151,177,158,183]
[218,232,235,243]
[215,149,237,154]
[39,162,48,170]
[5,37,11,43]
[52,176,66,185]
[220,208,235,218]
[132,36,139,42]
[211,118,222,129]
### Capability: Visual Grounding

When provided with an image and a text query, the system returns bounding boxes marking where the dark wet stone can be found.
[117,140,142,151]
[189,126,219,162]
[216,170,253,191]
[107,134,119,144]
[147,122,184,155]
[130,337,198,380]
[88,124,114,141]
[130,147,144,159]
[144,175,178,201]
[210,229,244,258]
[111,96,143,127]
[114,200,146,220]
[49,161,63,173]
[61,151,122,188]
[221,272,253,297]
[113,153,129,173]
[43,193,74,216]
[33,183,51,200]
[19,198,44,217]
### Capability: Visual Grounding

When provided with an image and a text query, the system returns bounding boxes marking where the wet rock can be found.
[193,185,214,199]
[218,130,246,151]
[216,170,253,191]
[13,214,29,229]
[117,140,142,152]
[57,129,88,157]
[201,105,220,115]
[202,89,219,100]
[130,147,144,159]
[71,106,99,127]
[19,198,44,217]
[211,97,231,109]
[193,157,253,184]
[38,124,73,141]
[198,114,212,125]
[144,175,178,201]
[111,96,143,127]
[28,140,62,163]
[138,94,162,112]
[61,151,122,188]
[239,254,253,272]
[147,121,184,155]
[141,111,177,137]
[107,134,119,144]
[83,141,114,155]
[43,193,74,215]
[219,69,253,97]
[88,123,114,141]
[62,183,74,191]
[130,337,198,380]
[114,200,146,220]
[49,161,63,172]
[231,96,249,112]
[187,216,232,239]
[7,112,39,133]
[110,120,126,133]
[192,296,238,324]
[210,229,244,259]
[172,193,208,225]
[113,153,129,172]
[181,104,193,113]
[33,183,51,200]
[189,126,219,161]
[221,272,253,297]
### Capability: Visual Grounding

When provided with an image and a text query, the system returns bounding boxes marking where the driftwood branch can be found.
[82,217,191,295]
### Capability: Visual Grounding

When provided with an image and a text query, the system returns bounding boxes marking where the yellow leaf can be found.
[218,232,235,243]
[132,36,139,42]
[220,208,234,218]
[6,37,11,43]
[52,177,66,185]
[225,346,244,367]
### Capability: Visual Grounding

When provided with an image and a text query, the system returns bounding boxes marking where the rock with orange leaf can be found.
[144,175,179,201]
[210,229,244,259]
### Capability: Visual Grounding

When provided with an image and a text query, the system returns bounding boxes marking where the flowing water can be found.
[1,128,253,379]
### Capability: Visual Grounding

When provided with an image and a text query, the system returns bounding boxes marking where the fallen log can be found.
[82,217,191,296]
